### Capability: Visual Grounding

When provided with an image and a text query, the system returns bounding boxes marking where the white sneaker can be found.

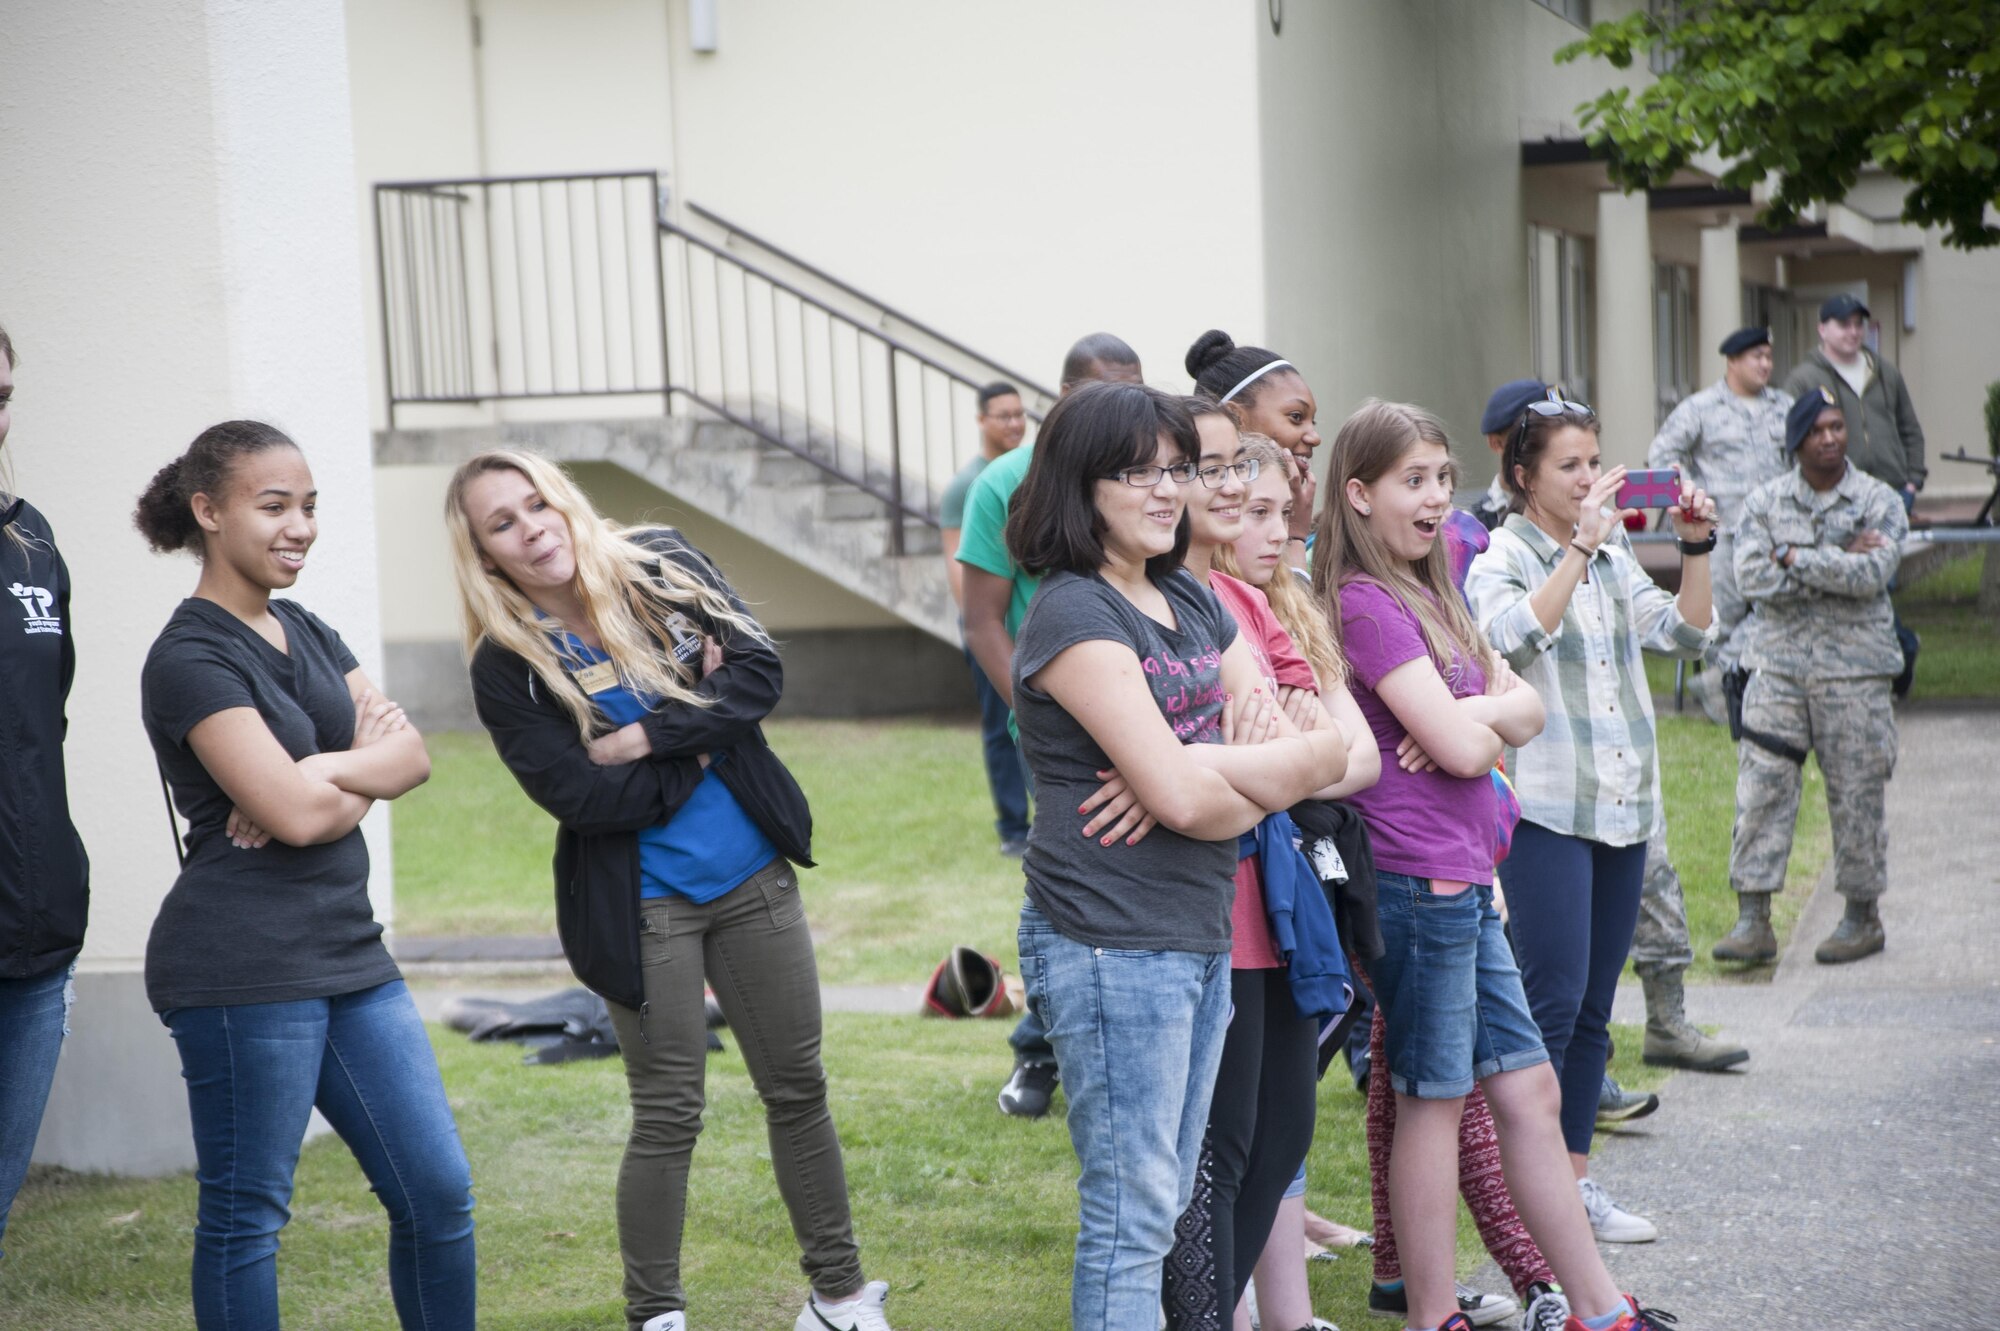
[640,1314,686,1331]
[1578,1176,1658,1243]
[795,1279,893,1331]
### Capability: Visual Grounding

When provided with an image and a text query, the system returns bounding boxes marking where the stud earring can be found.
[1359,505,1372,516]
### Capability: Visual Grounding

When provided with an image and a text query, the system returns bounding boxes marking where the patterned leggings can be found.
[1365,1007,1554,1296]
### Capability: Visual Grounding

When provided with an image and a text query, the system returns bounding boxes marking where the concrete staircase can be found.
[375,414,956,646]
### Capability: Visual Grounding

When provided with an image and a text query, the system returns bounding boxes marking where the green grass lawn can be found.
[398,714,1835,985]
[4,1011,1665,1331]
[1895,548,2000,701]
[393,722,1028,984]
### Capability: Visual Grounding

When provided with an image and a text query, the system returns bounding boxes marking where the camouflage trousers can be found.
[1730,671,1897,903]
[1631,816,1693,976]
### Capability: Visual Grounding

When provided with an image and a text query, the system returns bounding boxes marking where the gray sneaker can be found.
[1519,1283,1569,1331]
[1594,1073,1659,1127]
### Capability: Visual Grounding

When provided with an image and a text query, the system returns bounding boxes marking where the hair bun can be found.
[1184,329,1237,380]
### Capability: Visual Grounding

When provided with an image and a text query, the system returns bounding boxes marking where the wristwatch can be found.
[1677,533,1718,557]
[1772,542,1793,566]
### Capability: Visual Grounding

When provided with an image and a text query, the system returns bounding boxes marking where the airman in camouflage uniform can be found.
[1648,327,1793,687]
[1715,387,1904,966]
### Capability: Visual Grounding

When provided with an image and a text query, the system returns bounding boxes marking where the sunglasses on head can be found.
[1514,390,1595,445]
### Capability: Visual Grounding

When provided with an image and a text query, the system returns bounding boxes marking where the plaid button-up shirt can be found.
[1464,515,1713,847]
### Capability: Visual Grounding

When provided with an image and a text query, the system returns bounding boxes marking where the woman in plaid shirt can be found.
[1463,395,1716,1248]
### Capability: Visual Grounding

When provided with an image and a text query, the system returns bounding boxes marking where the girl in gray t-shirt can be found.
[1002,382,1348,1327]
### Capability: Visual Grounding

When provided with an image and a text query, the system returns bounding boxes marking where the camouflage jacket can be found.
[1647,379,1792,528]
[1734,464,1906,679]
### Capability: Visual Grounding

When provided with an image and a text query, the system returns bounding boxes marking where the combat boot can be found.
[1814,897,1885,964]
[1639,965,1749,1070]
[1710,892,1777,963]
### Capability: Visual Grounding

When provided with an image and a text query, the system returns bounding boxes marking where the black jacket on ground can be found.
[469,528,813,1011]
[1,497,89,979]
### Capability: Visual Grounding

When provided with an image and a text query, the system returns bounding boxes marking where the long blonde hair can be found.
[1311,400,1491,678]
[1210,433,1345,689]
[444,449,769,741]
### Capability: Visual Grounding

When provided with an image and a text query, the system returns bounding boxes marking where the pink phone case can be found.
[1616,469,1681,509]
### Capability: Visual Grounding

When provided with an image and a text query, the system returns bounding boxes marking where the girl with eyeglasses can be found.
[1316,398,1675,1331]
[1463,396,1715,1246]
[1004,382,1348,1329]
[1152,416,1378,1331]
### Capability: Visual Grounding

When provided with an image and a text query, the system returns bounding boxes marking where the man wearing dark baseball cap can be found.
[1781,292,1927,502]
[1471,378,1548,529]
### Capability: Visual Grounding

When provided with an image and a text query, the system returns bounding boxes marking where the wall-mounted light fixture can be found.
[690,0,718,53]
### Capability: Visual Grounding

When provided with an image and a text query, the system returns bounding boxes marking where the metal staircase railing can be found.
[373,171,1048,552]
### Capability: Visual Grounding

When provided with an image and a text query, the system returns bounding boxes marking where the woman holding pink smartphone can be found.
[1463,391,1716,1245]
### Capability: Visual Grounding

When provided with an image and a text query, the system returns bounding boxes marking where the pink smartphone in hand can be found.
[1615,468,1682,510]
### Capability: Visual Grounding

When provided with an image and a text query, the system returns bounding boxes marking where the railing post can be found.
[651,172,672,417]
[372,185,398,429]
[887,349,905,555]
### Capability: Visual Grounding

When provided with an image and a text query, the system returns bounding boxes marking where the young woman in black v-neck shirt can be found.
[135,421,475,1331]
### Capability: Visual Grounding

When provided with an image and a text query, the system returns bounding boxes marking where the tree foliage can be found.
[1559,1,2000,249]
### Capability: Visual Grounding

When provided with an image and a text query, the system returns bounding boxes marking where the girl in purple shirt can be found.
[1312,399,1674,1331]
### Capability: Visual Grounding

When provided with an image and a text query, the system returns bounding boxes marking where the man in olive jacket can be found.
[1781,293,1927,505]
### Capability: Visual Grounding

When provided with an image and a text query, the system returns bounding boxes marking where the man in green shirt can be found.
[941,381,1031,855]
[957,332,1144,1119]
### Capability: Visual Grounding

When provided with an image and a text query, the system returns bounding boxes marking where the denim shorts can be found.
[1368,871,1548,1099]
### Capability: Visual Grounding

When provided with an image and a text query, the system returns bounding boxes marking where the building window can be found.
[1530,227,1594,408]
[1743,284,1799,377]
[1532,0,1591,28]
[1654,261,1695,424]
[1648,1,1681,74]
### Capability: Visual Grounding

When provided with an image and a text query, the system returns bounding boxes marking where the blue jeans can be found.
[1371,873,1548,1100]
[163,980,476,1330]
[0,964,71,1259]
[965,640,1031,841]
[1500,821,1648,1156]
[1017,906,1230,1330]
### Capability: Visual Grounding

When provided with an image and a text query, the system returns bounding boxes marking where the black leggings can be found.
[1164,967,1319,1327]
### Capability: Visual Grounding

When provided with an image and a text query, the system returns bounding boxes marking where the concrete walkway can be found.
[1472,705,2000,1328]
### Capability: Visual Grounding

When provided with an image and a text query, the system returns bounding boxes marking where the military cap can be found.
[1786,384,1841,453]
[1719,326,1771,358]
[1481,379,1548,435]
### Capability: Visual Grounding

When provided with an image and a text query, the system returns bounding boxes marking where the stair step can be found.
[820,485,886,521]
[899,522,942,557]
[755,449,830,486]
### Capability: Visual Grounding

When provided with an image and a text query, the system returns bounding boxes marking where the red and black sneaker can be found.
[1564,1297,1679,1330]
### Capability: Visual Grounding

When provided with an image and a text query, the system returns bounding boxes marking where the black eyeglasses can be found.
[1110,462,1198,487]
[1195,458,1262,489]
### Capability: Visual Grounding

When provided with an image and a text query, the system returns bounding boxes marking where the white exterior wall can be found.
[659,0,1266,395]
[2,0,382,1173]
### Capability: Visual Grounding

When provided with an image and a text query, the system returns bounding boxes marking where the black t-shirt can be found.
[1011,569,1240,953]
[141,598,399,1011]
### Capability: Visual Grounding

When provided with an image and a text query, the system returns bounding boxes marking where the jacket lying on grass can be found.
[470,527,813,1013]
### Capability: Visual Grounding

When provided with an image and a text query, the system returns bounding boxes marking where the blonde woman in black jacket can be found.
[446,450,893,1331]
